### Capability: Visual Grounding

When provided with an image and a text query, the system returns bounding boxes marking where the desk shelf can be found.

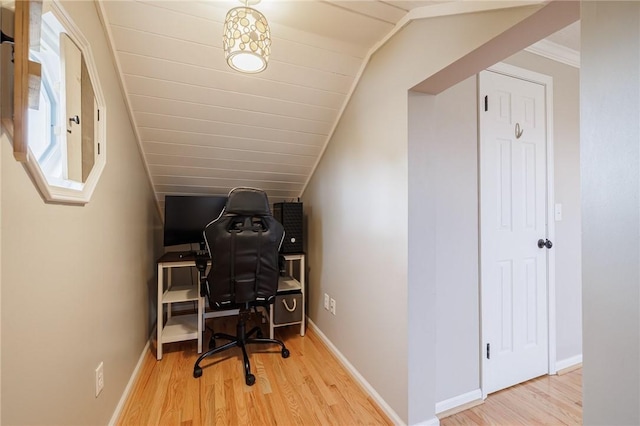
[156,252,305,359]
[269,253,306,339]
[162,286,199,304]
[156,252,205,360]
[278,276,302,293]
[161,314,198,343]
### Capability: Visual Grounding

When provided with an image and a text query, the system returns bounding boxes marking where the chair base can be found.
[193,310,289,386]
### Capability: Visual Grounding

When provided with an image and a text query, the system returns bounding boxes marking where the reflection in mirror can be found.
[0,3,15,134]
[29,4,98,188]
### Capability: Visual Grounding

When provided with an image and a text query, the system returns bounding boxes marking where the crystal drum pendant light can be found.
[222,0,271,73]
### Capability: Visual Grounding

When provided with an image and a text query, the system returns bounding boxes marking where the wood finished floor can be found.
[117,315,393,425]
[118,313,583,426]
[441,369,582,425]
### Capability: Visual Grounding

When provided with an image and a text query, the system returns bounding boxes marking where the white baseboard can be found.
[556,354,582,375]
[307,319,406,426]
[108,331,153,426]
[413,417,440,426]
[435,389,483,418]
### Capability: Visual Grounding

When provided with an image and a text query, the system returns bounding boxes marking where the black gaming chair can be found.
[193,187,289,386]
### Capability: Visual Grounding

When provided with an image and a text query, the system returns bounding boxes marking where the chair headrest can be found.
[224,187,271,216]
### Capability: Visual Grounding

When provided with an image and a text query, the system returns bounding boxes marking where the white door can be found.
[479,69,550,395]
[61,33,83,182]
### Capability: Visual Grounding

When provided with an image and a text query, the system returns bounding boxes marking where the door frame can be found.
[479,62,557,399]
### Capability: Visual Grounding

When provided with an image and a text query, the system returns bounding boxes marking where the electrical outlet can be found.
[95,362,104,397]
[324,293,330,310]
[330,298,336,315]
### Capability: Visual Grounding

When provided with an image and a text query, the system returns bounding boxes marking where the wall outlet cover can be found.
[95,362,104,397]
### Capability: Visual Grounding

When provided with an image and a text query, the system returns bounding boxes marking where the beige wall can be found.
[429,76,480,403]
[429,54,581,404]
[581,2,640,424]
[301,5,542,424]
[1,1,162,425]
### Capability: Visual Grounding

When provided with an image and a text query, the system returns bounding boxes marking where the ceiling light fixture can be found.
[223,0,271,74]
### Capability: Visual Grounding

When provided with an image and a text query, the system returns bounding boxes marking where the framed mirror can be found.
[2,0,106,204]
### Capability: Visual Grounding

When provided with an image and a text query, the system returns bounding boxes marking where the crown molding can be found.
[525,38,580,68]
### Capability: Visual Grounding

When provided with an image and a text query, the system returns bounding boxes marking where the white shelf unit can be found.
[269,253,306,339]
[156,252,305,359]
[162,314,198,343]
[156,254,205,360]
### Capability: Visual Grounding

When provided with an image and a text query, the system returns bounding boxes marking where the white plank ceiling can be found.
[98,0,452,210]
[97,0,577,211]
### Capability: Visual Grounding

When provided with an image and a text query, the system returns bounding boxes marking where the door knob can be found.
[537,239,553,249]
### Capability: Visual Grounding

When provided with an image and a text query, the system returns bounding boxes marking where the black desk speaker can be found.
[273,202,303,253]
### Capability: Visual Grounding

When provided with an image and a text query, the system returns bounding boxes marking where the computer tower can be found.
[273,202,303,253]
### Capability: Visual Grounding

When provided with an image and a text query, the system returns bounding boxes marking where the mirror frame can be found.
[12,0,107,204]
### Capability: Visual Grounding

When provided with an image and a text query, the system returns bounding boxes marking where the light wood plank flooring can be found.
[441,369,582,425]
[117,315,393,425]
[119,313,583,425]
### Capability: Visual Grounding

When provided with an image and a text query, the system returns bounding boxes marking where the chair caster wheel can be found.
[281,348,290,358]
[193,367,203,378]
[246,374,256,386]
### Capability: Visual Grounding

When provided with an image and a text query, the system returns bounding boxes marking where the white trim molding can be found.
[556,354,583,375]
[525,39,580,68]
[436,389,483,417]
[413,417,440,426]
[109,337,152,426]
[307,319,406,426]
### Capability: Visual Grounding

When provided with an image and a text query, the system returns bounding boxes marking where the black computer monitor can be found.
[163,195,227,248]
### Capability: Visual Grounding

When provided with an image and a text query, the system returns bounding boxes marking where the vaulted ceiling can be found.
[97,0,577,211]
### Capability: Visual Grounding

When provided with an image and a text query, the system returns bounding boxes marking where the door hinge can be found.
[484,95,488,112]
[486,343,490,359]
[97,109,100,121]
[97,143,100,155]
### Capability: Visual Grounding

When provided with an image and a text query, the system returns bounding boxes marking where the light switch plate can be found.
[554,203,562,221]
